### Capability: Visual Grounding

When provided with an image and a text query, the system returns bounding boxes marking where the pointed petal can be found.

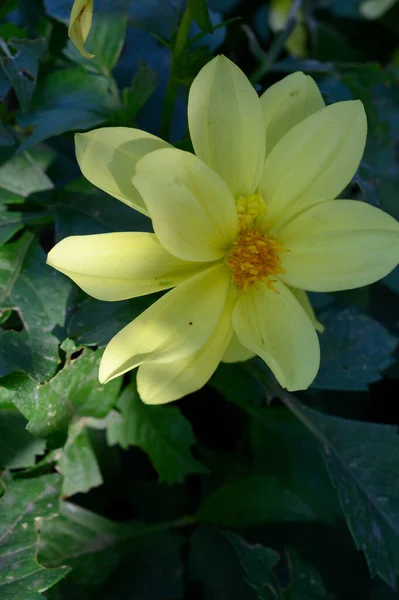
[232,280,320,391]
[99,264,231,383]
[137,285,236,404]
[188,55,265,198]
[260,72,325,155]
[222,333,256,363]
[75,128,170,216]
[279,200,399,291]
[289,287,324,333]
[133,148,238,262]
[259,101,367,228]
[47,232,207,301]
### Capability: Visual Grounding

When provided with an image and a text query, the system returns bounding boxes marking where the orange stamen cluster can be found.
[227,228,287,292]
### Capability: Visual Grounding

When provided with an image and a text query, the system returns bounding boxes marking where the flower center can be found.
[226,194,287,292]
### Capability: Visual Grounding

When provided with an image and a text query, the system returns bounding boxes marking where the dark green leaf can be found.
[118,62,157,124]
[197,475,315,528]
[0,473,69,599]
[0,409,45,469]
[0,38,47,112]
[37,500,183,600]
[17,68,121,151]
[11,348,121,447]
[189,0,214,33]
[107,384,208,484]
[282,393,399,589]
[285,547,332,600]
[224,531,282,600]
[312,308,397,391]
[0,148,53,197]
[0,233,72,381]
[210,361,265,405]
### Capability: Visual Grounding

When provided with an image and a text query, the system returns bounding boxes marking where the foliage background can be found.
[1,0,399,598]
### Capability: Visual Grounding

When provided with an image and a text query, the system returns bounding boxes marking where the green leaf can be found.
[224,531,282,600]
[64,13,127,73]
[189,526,259,600]
[0,233,72,381]
[197,475,315,528]
[285,547,332,599]
[37,500,183,600]
[118,62,157,125]
[107,384,208,484]
[58,422,102,497]
[210,361,265,405]
[11,348,121,447]
[189,0,214,33]
[0,148,53,197]
[0,38,47,112]
[312,308,397,391]
[0,409,45,469]
[0,473,69,599]
[282,393,399,589]
[17,68,121,151]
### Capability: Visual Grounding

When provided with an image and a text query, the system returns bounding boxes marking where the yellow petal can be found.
[222,333,256,363]
[232,280,320,391]
[188,55,265,198]
[99,264,231,383]
[260,101,367,229]
[75,128,170,216]
[360,0,397,19]
[68,0,94,58]
[289,288,324,333]
[133,148,237,262]
[47,232,207,301]
[279,200,399,291]
[260,72,325,155]
[137,285,237,404]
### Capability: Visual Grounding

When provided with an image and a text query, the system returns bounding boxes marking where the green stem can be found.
[160,4,193,140]
[250,0,303,84]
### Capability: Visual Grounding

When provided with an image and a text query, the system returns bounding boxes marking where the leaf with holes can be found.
[0,473,69,599]
[0,233,72,381]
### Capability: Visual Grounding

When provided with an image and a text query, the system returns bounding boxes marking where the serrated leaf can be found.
[197,475,315,528]
[0,149,53,197]
[11,348,121,447]
[286,547,332,599]
[189,0,214,33]
[224,531,282,600]
[58,421,102,497]
[312,308,397,391]
[0,473,69,599]
[37,500,183,600]
[107,384,208,484]
[0,233,72,381]
[0,409,45,469]
[282,393,399,589]
[0,38,47,112]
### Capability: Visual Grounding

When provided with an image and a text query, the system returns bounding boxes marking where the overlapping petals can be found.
[75,127,170,215]
[260,71,325,155]
[232,280,320,391]
[46,232,207,301]
[137,284,237,404]
[133,148,238,262]
[260,101,367,228]
[99,264,231,384]
[188,55,265,198]
[278,200,399,291]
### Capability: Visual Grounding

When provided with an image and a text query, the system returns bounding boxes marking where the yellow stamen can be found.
[235,193,267,231]
[227,227,288,293]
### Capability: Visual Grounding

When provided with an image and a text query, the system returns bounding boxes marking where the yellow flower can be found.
[47,56,399,404]
[68,0,94,58]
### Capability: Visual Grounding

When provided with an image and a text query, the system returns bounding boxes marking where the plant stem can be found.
[250,0,303,84]
[160,4,193,141]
